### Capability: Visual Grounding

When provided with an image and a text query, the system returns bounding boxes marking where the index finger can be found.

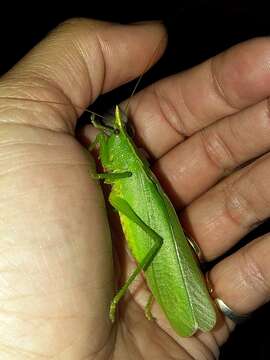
[127,37,270,158]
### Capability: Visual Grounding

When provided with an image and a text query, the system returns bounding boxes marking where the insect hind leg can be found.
[108,193,163,322]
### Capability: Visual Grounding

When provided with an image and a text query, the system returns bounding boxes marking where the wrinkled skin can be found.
[1,18,270,359]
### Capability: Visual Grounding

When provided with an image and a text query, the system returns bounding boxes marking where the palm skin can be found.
[1,18,270,359]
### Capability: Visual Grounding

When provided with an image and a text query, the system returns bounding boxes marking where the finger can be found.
[0,18,166,133]
[209,234,270,318]
[126,37,270,158]
[153,97,270,207]
[181,153,270,260]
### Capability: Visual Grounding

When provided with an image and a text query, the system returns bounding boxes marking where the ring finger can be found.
[181,151,270,260]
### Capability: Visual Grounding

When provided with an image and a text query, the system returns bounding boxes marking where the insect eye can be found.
[126,122,135,138]
[114,128,120,135]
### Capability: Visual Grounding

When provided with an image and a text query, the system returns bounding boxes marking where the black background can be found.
[1,2,270,359]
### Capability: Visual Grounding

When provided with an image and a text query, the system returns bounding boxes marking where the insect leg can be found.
[186,235,203,262]
[93,172,132,181]
[88,132,107,152]
[108,193,163,322]
[145,294,154,320]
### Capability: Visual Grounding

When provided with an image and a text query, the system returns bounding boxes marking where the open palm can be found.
[0,18,269,359]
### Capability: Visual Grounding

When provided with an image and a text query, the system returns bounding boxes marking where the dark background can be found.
[1,2,270,359]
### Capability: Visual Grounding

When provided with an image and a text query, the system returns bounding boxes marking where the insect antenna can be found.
[0,31,167,129]
[0,95,108,122]
[124,32,167,117]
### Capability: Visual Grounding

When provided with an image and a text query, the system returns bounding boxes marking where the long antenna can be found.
[124,31,167,116]
[0,96,107,121]
[1,32,167,124]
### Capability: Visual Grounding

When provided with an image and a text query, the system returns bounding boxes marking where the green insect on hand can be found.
[90,105,217,337]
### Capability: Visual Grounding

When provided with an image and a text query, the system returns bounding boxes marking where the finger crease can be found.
[210,58,240,112]
[177,82,204,135]
[241,248,270,298]
[152,83,192,138]
[73,42,94,104]
[93,33,107,95]
[223,180,262,230]
[265,97,270,124]
[199,128,237,175]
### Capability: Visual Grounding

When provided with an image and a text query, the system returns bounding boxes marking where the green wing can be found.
[152,181,217,336]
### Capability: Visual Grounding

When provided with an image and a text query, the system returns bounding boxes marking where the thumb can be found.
[0,18,166,133]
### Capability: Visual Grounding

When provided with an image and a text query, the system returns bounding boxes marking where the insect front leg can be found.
[92,172,132,182]
[88,131,106,152]
[108,193,163,322]
[145,294,154,320]
[88,131,132,182]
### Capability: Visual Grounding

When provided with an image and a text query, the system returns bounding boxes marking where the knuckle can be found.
[222,178,262,230]
[199,128,237,175]
[240,246,270,298]
[151,84,189,137]
[264,97,270,129]
[210,57,239,111]
[152,83,203,137]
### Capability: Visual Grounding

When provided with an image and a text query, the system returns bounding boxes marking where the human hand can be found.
[113,29,270,359]
[0,17,269,359]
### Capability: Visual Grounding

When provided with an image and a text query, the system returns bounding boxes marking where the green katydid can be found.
[1,92,218,338]
[1,31,217,338]
[89,104,217,337]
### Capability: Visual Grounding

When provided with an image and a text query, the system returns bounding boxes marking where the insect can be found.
[89,102,217,337]
[2,32,217,338]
